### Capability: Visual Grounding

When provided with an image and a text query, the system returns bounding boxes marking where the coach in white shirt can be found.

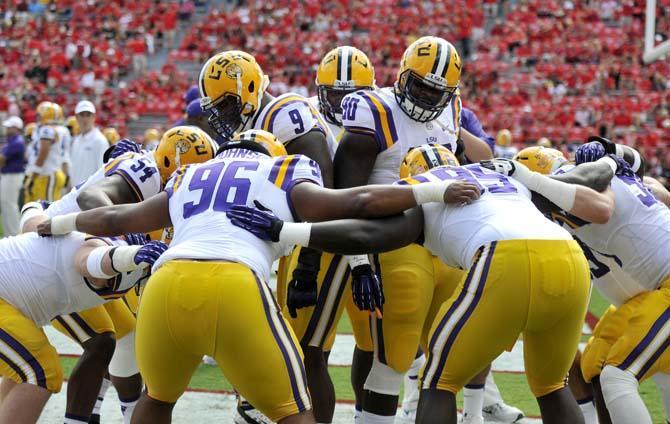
[69,100,108,187]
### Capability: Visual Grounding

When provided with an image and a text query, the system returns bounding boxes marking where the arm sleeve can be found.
[341,90,398,152]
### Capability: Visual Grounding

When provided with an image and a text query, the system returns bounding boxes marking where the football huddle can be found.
[1,36,670,424]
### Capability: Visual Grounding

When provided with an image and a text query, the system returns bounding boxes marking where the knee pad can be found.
[364,357,404,396]
[581,336,613,383]
[109,331,139,378]
[600,365,639,405]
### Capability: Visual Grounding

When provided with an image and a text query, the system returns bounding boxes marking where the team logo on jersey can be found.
[427,136,437,143]
[175,140,191,154]
[225,63,243,79]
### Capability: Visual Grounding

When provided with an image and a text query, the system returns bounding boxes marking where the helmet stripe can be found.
[345,47,352,82]
[340,47,350,81]
[432,39,450,79]
[430,41,442,75]
[421,145,443,169]
[442,42,453,79]
[336,47,343,81]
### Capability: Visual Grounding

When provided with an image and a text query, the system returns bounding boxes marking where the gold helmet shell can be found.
[513,146,567,175]
[400,143,460,178]
[231,129,287,157]
[496,129,512,147]
[154,125,218,182]
[103,127,120,145]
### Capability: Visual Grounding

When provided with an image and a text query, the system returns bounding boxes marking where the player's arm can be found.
[579,136,646,177]
[77,174,140,210]
[644,176,670,207]
[37,192,171,237]
[460,128,493,162]
[34,138,51,168]
[285,129,334,189]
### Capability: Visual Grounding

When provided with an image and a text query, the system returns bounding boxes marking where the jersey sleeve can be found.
[341,90,398,152]
[38,126,58,143]
[259,96,319,144]
[164,165,191,199]
[107,154,161,202]
[267,154,323,193]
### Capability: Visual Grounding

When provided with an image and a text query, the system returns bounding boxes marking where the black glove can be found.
[351,264,384,313]
[286,247,320,318]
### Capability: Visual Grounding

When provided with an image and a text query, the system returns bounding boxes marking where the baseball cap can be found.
[2,116,24,129]
[186,99,207,118]
[75,100,96,114]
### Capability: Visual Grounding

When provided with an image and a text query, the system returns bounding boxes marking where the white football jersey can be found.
[342,86,461,185]
[401,164,570,269]
[45,151,161,217]
[494,145,518,159]
[249,93,337,157]
[550,168,670,292]
[0,232,145,326]
[155,149,323,280]
[55,125,72,167]
[31,125,63,175]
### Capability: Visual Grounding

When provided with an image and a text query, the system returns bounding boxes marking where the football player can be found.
[52,105,73,194]
[103,127,121,146]
[199,49,339,423]
[36,128,472,423]
[24,101,67,203]
[0,226,165,424]
[143,128,160,151]
[332,36,493,423]
[494,129,517,159]
[225,146,622,424]
[22,127,217,424]
[66,116,80,137]
[485,142,670,424]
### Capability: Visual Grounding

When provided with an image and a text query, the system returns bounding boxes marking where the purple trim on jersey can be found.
[344,125,378,137]
[396,180,409,186]
[618,306,670,376]
[0,328,47,388]
[268,158,284,185]
[267,99,308,134]
[364,91,399,149]
[0,350,28,382]
[302,255,344,346]
[112,169,144,202]
[280,156,302,191]
[104,160,124,177]
[357,93,386,151]
[252,273,308,413]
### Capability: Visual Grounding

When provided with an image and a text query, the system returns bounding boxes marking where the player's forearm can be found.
[333,133,378,189]
[570,187,614,224]
[460,128,493,162]
[551,161,614,192]
[77,187,115,211]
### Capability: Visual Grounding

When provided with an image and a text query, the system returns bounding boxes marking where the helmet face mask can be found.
[206,94,247,140]
[395,70,456,123]
[317,85,358,125]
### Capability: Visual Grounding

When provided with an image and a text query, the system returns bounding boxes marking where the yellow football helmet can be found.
[229,129,287,157]
[400,143,460,178]
[24,122,37,139]
[198,50,269,139]
[66,116,79,136]
[315,46,375,125]
[496,129,512,147]
[536,137,552,148]
[37,101,60,125]
[154,125,218,182]
[103,127,120,145]
[144,128,160,143]
[513,146,567,175]
[395,36,461,123]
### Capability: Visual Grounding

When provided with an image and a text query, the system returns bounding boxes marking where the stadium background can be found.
[1,0,669,422]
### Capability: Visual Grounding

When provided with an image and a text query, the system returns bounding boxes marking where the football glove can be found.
[587,135,617,155]
[110,138,142,159]
[226,201,284,242]
[286,247,321,318]
[575,141,606,165]
[351,264,384,313]
[133,241,168,267]
[123,232,149,246]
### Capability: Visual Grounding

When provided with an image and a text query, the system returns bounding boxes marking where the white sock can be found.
[463,385,485,420]
[360,410,395,424]
[654,373,670,422]
[63,414,88,424]
[401,353,425,411]
[577,397,598,424]
[601,365,652,424]
[89,377,111,420]
[120,394,140,424]
[483,371,504,407]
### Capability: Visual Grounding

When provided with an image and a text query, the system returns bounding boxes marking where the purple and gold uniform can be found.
[138,149,322,421]
[399,164,589,397]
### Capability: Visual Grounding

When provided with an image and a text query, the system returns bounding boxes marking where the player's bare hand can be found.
[36,219,52,236]
[443,181,481,205]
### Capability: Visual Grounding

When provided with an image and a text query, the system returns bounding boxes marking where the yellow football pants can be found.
[136,261,311,421]
[24,170,66,203]
[421,239,590,397]
[0,299,62,393]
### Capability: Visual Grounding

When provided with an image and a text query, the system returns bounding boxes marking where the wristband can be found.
[347,255,370,268]
[278,222,312,246]
[412,180,454,204]
[615,144,624,158]
[110,246,142,272]
[597,156,618,174]
[86,246,116,279]
[50,212,79,235]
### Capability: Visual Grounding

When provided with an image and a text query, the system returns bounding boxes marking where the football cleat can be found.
[460,412,485,424]
[481,402,524,423]
[234,397,273,424]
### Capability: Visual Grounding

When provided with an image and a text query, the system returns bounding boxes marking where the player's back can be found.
[341,87,461,185]
[569,170,670,290]
[45,151,160,217]
[155,149,323,281]
[407,164,570,268]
